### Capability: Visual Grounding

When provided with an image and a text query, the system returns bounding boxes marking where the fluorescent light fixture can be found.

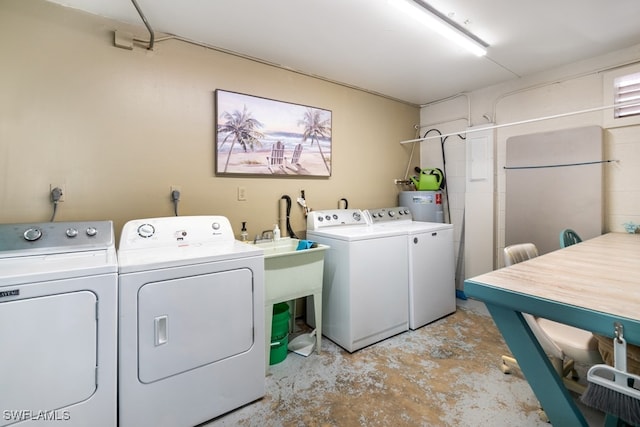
[389,0,488,57]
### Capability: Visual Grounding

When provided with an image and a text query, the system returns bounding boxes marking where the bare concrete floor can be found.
[203,299,605,426]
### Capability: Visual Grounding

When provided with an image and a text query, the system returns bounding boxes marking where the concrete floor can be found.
[203,299,605,426]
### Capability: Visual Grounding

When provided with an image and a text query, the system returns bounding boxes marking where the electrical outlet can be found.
[170,185,181,202]
[237,186,247,201]
[50,184,65,202]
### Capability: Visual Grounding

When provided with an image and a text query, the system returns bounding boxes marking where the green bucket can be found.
[270,303,290,365]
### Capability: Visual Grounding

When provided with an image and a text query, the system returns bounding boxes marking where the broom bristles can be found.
[581,382,640,426]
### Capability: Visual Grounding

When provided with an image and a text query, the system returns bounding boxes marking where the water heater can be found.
[399,191,444,223]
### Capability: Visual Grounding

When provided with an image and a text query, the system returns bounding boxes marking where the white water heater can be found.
[399,191,444,223]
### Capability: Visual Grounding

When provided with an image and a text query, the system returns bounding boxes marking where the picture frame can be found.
[215,90,332,177]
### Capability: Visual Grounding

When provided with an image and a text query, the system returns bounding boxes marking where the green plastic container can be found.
[270,303,290,365]
[269,334,289,366]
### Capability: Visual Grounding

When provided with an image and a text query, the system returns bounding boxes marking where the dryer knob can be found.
[86,227,98,237]
[66,228,79,238]
[137,224,155,238]
[23,227,42,241]
[388,211,395,217]
[212,222,220,230]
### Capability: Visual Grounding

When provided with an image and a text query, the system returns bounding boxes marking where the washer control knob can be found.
[86,227,98,237]
[137,224,155,238]
[212,222,220,230]
[352,211,361,222]
[23,227,42,241]
[66,228,79,238]
[388,211,395,217]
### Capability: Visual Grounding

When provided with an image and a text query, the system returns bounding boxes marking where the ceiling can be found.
[47,0,640,106]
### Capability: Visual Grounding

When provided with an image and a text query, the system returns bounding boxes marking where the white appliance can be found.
[367,207,456,329]
[0,221,117,427]
[117,216,265,427]
[306,209,408,352]
[399,191,444,223]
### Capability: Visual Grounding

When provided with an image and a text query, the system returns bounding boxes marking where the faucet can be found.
[254,230,274,244]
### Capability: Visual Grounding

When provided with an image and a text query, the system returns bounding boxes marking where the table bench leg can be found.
[486,303,588,427]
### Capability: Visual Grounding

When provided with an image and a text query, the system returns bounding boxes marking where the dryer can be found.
[306,209,408,352]
[117,216,264,427]
[367,207,456,330]
[0,221,117,427]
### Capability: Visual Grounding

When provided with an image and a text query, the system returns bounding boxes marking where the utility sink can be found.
[252,238,328,369]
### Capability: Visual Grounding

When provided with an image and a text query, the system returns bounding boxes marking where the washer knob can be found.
[212,222,220,230]
[23,227,42,241]
[137,224,155,238]
[86,227,98,237]
[66,228,79,238]
[388,211,395,217]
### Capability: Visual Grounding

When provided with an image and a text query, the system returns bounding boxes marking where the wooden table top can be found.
[468,233,640,323]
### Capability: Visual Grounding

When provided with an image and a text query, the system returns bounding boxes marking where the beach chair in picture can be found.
[286,143,304,173]
[267,141,286,173]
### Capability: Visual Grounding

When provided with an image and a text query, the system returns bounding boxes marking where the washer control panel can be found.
[307,209,369,230]
[0,221,114,256]
[367,207,412,224]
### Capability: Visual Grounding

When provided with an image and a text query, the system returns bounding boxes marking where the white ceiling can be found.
[47,0,640,105]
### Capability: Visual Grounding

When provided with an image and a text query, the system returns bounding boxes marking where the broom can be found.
[581,323,640,425]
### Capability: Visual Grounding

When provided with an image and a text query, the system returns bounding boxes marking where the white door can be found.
[0,291,97,426]
[137,268,254,383]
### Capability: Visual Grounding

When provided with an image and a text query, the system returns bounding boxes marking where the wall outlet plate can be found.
[49,184,65,202]
[237,186,247,201]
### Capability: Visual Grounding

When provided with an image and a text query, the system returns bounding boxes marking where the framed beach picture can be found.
[215,90,332,177]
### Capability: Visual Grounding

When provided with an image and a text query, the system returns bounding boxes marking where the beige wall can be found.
[420,47,640,270]
[0,0,419,243]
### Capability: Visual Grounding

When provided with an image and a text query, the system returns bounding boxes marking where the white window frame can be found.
[603,63,640,128]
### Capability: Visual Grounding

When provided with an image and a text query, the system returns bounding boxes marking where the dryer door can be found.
[0,291,97,425]
[137,268,254,383]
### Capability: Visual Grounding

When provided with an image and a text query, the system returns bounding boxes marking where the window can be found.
[614,72,640,118]
[603,63,640,128]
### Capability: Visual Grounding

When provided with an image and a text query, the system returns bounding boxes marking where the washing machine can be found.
[367,207,456,330]
[306,209,408,353]
[117,216,265,427]
[0,221,117,427]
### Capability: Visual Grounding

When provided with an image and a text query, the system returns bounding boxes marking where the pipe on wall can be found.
[131,0,154,50]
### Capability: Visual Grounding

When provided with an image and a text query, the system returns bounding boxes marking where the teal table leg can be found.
[604,414,624,427]
[485,303,588,427]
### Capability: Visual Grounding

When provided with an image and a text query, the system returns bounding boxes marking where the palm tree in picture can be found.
[299,108,331,174]
[217,105,264,172]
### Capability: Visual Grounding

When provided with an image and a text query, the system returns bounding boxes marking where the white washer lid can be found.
[306,224,407,241]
